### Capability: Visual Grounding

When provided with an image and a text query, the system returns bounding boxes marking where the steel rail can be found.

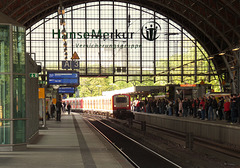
[84,115,182,168]
[84,116,140,168]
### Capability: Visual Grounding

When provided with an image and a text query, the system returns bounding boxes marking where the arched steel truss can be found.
[1,0,239,93]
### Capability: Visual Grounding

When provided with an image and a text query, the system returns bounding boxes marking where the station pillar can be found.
[0,12,26,151]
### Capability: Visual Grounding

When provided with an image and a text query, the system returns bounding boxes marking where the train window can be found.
[116,97,127,103]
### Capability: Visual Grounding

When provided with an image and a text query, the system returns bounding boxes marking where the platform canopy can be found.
[102,86,166,97]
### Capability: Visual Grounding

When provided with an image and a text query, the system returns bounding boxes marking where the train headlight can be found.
[114,105,116,107]
[127,105,129,107]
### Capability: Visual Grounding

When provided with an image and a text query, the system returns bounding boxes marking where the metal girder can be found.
[125,1,240,91]
[142,1,218,52]
[20,0,87,28]
[172,0,237,50]
[10,0,41,17]
[220,0,240,17]
[145,0,239,93]
[16,0,57,24]
[1,0,17,12]
[195,0,240,41]
[196,0,240,69]
[0,0,239,92]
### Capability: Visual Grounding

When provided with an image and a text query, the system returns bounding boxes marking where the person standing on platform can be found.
[136,99,140,112]
[62,101,66,112]
[56,99,62,121]
[205,97,209,119]
[212,96,218,120]
[208,96,213,120]
[178,98,183,117]
[144,98,148,113]
[218,97,224,120]
[67,103,71,115]
[192,98,197,118]
[237,94,240,123]
[200,97,206,120]
[230,96,237,123]
[224,97,231,122]
[182,98,188,117]
[50,102,55,119]
[196,98,200,118]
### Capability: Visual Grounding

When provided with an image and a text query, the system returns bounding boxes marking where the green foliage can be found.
[77,77,128,97]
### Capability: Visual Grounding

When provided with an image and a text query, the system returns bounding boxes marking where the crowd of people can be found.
[49,100,72,121]
[132,94,240,124]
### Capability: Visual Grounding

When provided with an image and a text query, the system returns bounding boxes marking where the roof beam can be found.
[220,0,240,17]
[15,0,58,23]
[148,0,238,92]
[9,0,38,17]
[1,0,16,12]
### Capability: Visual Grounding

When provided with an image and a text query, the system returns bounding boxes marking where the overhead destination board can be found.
[47,71,79,86]
[58,87,75,93]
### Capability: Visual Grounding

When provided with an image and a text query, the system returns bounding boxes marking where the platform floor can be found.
[0,113,133,168]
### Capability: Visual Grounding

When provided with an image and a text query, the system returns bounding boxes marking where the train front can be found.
[112,94,134,119]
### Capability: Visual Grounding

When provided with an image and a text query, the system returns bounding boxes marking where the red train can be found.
[62,94,134,119]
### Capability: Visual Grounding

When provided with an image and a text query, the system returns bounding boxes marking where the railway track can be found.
[83,115,182,168]
[79,112,240,167]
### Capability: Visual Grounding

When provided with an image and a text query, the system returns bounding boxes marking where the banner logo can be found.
[141,21,161,41]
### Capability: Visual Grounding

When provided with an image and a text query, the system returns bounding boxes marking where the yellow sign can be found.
[38,88,45,99]
[71,51,79,59]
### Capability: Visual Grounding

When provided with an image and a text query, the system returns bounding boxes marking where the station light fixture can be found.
[232,47,240,51]
[219,52,225,56]
[208,56,214,59]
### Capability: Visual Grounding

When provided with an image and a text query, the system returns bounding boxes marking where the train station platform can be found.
[0,113,133,168]
[134,112,240,148]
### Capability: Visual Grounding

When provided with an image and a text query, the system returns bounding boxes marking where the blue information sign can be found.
[47,71,79,85]
[58,87,75,93]
[48,72,78,79]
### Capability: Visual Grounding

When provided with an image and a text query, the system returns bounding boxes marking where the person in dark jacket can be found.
[196,98,200,118]
[200,97,206,120]
[218,97,224,120]
[50,102,55,118]
[67,103,71,115]
[182,98,188,117]
[205,97,209,119]
[230,96,238,123]
[174,99,179,117]
[192,99,197,118]
[237,94,240,123]
[208,96,214,120]
[56,99,62,121]
[212,96,218,120]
